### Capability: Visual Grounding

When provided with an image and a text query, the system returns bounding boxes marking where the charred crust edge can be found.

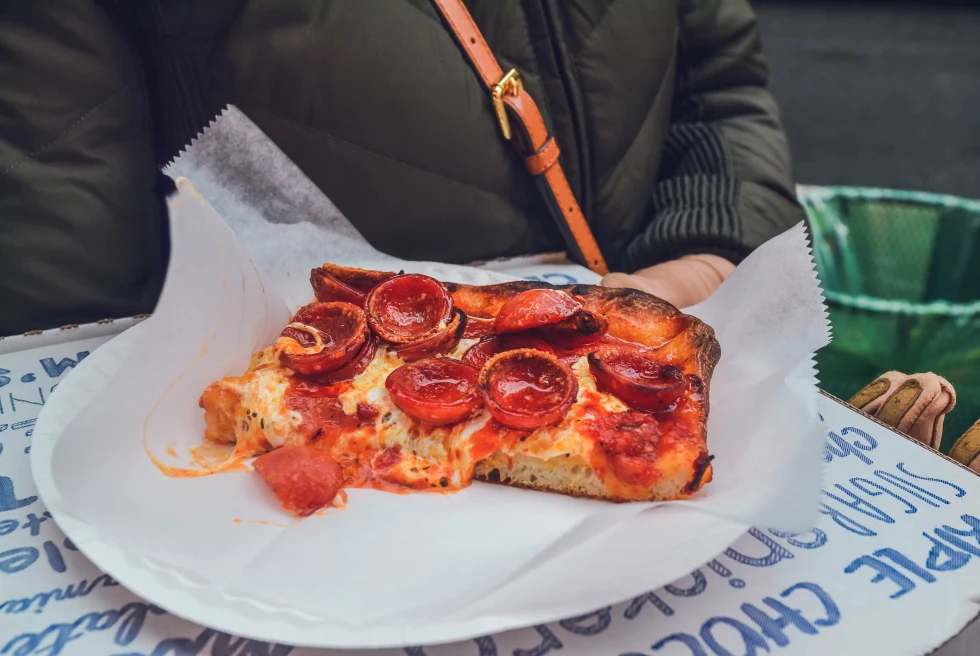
[686,453,715,494]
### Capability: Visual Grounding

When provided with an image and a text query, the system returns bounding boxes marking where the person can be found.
[848,371,980,473]
[0,2,975,461]
[0,0,803,336]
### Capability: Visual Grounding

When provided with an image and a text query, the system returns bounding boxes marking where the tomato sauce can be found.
[193,279,713,514]
[286,385,357,448]
[356,402,380,424]
[581,381,706,498]
[466,421,507,463]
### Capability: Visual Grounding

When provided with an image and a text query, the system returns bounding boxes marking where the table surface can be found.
[1,325,978,656]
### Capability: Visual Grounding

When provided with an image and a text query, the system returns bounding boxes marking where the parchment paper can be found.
[42,107,830,634]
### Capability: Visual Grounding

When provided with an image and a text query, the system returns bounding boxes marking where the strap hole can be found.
[470,37,476,44]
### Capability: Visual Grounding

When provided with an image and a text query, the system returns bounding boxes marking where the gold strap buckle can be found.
[491,68,523,140]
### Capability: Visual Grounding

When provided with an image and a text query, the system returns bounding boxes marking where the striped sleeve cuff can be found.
[621,122,748,270]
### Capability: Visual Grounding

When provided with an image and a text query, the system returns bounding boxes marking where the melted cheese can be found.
[334,344,492,488]
[202,341,640,492]
[509,357,629,462]
[201,365,302,454]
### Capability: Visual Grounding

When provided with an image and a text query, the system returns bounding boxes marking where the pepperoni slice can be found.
[308,334,378,384]
[461,336,499,370]
[277,302,369,375]
[494,289,583,334]
[462,314,496,339]
[392,308,466,362]
[460,335,500,371]
[551,334,641,366]
[367,274,453,344]
[587,348,688,413]
[479,349,578,430]
[535,309,609,348]
[321,265,397,290]
[461,334,555,370]
[498,333,556,355]
[253,445,344,516]
[385,358,482,426]
[310,268,369,308]
[587,411,664,487]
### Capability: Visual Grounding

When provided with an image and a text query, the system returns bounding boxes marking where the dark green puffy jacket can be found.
[0,0,803,335]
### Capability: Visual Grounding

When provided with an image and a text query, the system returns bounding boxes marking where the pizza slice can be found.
[199,264,720,515]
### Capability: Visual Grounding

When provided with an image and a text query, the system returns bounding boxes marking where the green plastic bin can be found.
[800,186,980,453]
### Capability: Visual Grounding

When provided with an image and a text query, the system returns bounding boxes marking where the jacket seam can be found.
[403,0,445,28]
[579,0,623,49]
[0,86,127,179]
[597,45,675,194]
[241,103,534,218]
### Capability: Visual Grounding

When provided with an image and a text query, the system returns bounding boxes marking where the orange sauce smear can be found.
[232,518,296,528]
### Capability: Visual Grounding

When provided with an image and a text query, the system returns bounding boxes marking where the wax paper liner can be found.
[31,108,830,647]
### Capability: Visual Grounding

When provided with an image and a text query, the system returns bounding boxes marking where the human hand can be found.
[849,371,956,450]
[600,253,735,309]
[950,419,980,473]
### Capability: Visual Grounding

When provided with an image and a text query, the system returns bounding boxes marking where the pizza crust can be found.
[473,449,713,502]
[316,264,720,376]
[229,264,724,503]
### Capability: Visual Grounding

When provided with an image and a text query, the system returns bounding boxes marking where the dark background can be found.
[753,0,980,199]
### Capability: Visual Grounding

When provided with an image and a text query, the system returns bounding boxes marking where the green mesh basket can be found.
[800,186,980,453]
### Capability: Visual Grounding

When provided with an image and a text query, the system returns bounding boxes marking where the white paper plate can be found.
[32,321,746,649]
[31,182,829,649]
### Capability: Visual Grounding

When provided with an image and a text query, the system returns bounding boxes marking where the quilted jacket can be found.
[0,0,803,334]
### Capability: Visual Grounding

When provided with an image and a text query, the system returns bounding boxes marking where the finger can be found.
[849,371,908,415]
[600,272,667,298]
[949,420,980,473]
[600,272,639,288]
[874,373,955,450]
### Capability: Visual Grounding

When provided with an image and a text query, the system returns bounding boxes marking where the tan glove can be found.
[949,420,980,473]
[600,254,736,309]
[849,371,956,451]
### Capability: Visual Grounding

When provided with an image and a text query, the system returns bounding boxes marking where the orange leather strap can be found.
[431,0,609,275]
[525,137,560,176]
